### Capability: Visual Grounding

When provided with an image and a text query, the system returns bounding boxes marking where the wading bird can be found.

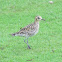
[11,16,45,49]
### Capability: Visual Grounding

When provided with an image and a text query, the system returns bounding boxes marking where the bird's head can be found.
[35,16,45,21]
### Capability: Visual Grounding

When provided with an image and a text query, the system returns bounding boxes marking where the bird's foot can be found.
[28,45,31,49]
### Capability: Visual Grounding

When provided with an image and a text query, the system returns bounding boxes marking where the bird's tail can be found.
[10,32,19,36]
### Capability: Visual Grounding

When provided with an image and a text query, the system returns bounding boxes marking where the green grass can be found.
[0,0,62,62]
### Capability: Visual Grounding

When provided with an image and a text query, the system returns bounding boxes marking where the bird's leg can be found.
[27,37,31,49]
[24,37,31,49]
[24,38,27,44]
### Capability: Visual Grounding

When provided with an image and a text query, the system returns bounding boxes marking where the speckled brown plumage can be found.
[11,16,45,49]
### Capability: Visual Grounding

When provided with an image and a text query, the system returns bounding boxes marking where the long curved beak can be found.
[41,19,45,21]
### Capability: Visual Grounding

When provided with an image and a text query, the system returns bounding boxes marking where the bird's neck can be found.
[34,20,39,24]
[34,20,39,31]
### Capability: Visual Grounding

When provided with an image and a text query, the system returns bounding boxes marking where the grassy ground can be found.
[0,0,62,62]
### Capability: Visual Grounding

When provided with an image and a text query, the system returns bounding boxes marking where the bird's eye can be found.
[38,17,40,19]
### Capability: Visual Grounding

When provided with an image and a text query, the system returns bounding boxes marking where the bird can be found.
[11,16,45,49]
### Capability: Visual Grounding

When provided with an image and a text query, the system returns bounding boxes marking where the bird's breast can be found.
[34,23,39,35]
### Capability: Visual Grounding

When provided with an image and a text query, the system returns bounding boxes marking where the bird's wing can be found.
[19,23,35,33]
[11,23,36,36]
